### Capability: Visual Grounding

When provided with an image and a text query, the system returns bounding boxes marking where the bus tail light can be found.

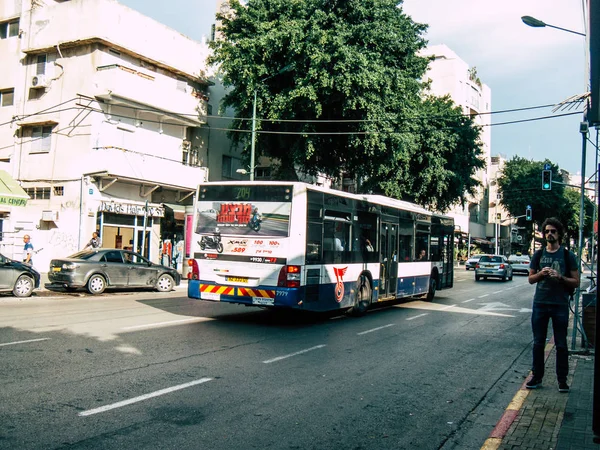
[277,265,301,288]
[187,259,199,280]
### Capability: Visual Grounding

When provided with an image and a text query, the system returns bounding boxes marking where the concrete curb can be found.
[480,337,556,450]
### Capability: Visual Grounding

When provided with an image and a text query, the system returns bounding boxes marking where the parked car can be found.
[0,252,40,297]
[465,254,483,270]
[508,255,531,275]
[47,249,181,295]
[475,254,513,281]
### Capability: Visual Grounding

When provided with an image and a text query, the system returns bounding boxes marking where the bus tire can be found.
[426,273,438,301]
[349,274,371,317]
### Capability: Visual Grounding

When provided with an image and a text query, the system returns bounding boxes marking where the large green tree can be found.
[498,156,595,251]
[210,0,485,212]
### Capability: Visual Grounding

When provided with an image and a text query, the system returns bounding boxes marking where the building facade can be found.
[420,45,509,254]
[0,0,212,272]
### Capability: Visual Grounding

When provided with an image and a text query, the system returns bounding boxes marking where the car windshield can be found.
[509,256,529,263]
[479,256,503,263]
[67,250,98,260]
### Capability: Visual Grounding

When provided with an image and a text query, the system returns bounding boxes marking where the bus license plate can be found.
[252,298,274,306]
[227,276,248,283]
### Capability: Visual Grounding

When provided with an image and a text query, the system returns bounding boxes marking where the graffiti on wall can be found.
[49,230,78,254]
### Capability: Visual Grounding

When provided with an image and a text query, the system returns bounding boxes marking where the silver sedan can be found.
[47,249,180,295]
[475,254,513,282]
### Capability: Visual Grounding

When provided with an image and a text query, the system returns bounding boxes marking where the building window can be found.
[222,155,233,179]
[0,89,14,107]
[24,187,51,200]
[182,141,200,167]
[0,19,19,39]
[36,54,47,75]
[255,167,271,179]
[30,125,53,153]
[109,49,121,56]
[53,186,64,196]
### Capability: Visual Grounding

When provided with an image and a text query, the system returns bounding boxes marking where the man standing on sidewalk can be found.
[527,217,579,392]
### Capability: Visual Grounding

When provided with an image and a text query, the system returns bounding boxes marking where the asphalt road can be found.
[0,269,537,450]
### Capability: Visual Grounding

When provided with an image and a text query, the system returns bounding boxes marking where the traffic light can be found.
[496,213,501,220]
[541,170,552,190]
[526,205,532,221]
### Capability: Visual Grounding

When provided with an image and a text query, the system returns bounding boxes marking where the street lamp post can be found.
[250,89,257,181]
[248,64,294,182]
[521,16,587,37]
[521,14,589,351]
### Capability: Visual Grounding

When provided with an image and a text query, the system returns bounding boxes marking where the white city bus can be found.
[187,181,454,315]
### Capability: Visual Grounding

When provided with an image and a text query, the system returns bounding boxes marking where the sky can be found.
[119,0,594,176]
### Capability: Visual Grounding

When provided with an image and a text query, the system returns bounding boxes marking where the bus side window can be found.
[306,222,322,264]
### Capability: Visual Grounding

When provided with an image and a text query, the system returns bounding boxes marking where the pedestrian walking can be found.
[23,234,34,266]
[83,232,101,250]
[526,217,579,392]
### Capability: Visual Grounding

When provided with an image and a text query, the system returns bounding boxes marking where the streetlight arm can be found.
[521,15,585,36]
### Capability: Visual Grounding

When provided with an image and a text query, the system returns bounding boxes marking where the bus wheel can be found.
[349,274,371,317]
[426,274,437,301]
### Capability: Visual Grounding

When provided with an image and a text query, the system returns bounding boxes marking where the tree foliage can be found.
[209,0,485,212]
[498,156,595,251]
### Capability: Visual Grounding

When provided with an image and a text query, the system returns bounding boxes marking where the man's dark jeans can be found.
[531,302,569,382]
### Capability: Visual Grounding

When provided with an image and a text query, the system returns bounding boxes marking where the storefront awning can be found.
[471,237,493,245]
[0,170,29,207]
[163,203,186,221]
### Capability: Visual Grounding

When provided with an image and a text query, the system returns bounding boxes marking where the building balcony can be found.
[86,146,208,194]
[21,0,210,82]
[93,64,207,126]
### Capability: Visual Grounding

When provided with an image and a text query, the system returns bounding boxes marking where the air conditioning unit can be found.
[31,75,49,89]
[41,210,59,222]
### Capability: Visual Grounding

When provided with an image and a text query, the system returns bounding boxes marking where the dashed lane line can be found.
[357,324,395,335]
[262,345,326,364]
[0,338,50,347]
[406,313,429,321]
[492,290,504,294]
[462,298,476,303]
[478,294,490,298]
[78,378,213,417]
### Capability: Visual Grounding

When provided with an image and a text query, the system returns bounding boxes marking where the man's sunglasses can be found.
[544,229,558,235]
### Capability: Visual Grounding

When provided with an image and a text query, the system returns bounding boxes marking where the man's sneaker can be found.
[558,382,570,393]
[526,377,543,389]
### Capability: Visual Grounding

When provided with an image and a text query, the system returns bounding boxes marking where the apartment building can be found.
[0,0,213,271]
[420,44,505,252]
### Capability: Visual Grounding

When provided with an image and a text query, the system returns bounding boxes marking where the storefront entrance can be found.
[97,212,154,259]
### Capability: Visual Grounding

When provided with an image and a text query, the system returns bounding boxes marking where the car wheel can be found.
[502,274,507,282]
[475,275,480,281]
[13,275,34,297]
[348,274,371,317]
[87,274,106,295]
[156,274,174,292]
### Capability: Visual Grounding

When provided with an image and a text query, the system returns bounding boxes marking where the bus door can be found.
[379,222,398,298]
[439,230,454,288]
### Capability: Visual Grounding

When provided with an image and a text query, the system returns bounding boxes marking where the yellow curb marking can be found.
[507,389,529,410]
[481,437,502,450]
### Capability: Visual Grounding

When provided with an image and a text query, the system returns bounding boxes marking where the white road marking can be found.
[493,290,503,294]
[0,338,50,347]
[477,294,490,298]
[78,378,213,417]
[440,304,456,311]
[357,324,394,335]
[122,317,214,331]
[407,313,429,321]
[462,298,476,303]
[262,345,326,364]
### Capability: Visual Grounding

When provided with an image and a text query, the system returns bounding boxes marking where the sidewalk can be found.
[483,343,597,450]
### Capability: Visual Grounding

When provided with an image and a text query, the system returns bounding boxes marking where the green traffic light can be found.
[543,183,550,189]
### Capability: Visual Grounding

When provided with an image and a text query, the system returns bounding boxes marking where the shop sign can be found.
[99,201,165,217]
[0,196,27,207]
